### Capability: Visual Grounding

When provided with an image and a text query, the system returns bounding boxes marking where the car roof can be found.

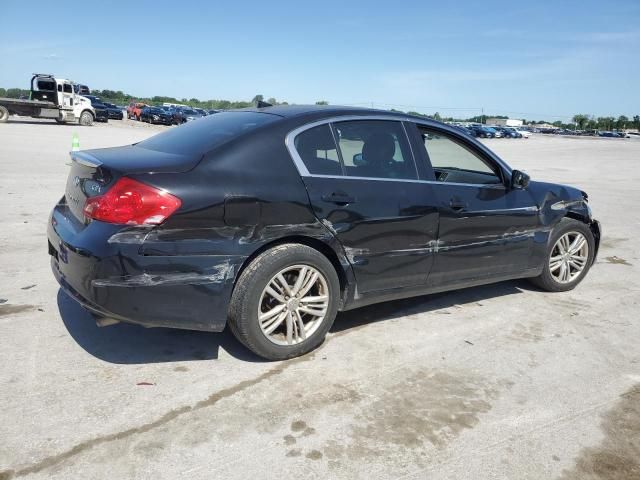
[238,104,380,118]
[236,105,451,127]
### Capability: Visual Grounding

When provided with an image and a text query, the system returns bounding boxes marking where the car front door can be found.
[288,118,439,294]
[411,124,540,286]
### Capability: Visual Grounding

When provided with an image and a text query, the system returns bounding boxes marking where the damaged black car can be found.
[48,105,601,360]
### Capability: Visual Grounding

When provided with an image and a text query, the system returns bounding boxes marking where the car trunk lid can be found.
[64,146,198,224]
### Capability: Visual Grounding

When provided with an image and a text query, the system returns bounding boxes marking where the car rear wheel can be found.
[228,243,340,360]
[529,218,595,292]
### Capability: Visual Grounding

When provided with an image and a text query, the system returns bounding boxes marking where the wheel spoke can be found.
[259,303,286,323]
[298,272,319,298]
[563,263,571,281]
[265,286,285,303]
[285,311,293,344]
[293,310,306,341]
[263,311,287,335]
[569,236,586,254]
[275,274,293,296]
[549,260,563,272]
[558,262,567,281]
[300,295,328,305]
[299,305,326,317]
[291,266,308,296]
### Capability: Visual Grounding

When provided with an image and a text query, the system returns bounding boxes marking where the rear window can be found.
[37,80,56,91]
[137,111,279,155]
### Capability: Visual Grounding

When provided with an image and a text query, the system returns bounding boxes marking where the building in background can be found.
[486,117,523,127]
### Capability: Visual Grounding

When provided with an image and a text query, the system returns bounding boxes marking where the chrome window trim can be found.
[296,172,508,189]
[284,115,513,184]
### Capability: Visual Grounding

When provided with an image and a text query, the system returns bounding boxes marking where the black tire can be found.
[55,119,66,124]
[79,110,94,126]
[529,217,595,292]
[0,105,9,123]
[228,243,340,360]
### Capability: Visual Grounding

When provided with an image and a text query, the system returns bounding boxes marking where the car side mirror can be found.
[511,169,530,189]
[353,153,366,166]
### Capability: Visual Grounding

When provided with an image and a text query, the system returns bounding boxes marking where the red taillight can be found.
[83,177,181,225]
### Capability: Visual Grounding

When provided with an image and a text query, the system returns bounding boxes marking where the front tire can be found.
[79,111,94,126]
[228,244,340,360]
[529,218,595,292]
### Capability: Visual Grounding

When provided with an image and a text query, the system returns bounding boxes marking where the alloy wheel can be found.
[258,265,329,346]
[549,231,589,283]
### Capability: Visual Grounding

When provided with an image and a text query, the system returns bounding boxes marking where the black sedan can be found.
[140,106,173,125]
[468,125,496,138]
[172,107,203,124]
[102,102,124,120]
[48,106,601,360]
[81,95,109,122]
[493,126,521,138]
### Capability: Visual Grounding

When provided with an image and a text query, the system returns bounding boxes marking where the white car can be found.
[514,127,531,138]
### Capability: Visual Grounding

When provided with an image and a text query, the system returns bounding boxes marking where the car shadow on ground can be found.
[59,280,533,365]
[57,289,264,364]
[5,119,67,125]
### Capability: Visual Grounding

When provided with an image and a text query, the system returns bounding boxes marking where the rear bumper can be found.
[48,206,244,332]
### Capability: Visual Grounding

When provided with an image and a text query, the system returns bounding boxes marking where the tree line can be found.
[0,86,637,130]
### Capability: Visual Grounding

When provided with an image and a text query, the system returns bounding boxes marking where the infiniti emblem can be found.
[73,176,80,187]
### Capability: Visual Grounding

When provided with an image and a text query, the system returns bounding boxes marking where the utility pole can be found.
[481,107,484,124]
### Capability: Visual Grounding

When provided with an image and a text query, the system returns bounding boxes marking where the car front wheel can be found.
[530,218,595,292]
[228,244,340,360]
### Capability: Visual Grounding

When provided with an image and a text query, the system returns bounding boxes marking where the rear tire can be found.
[228,244,340,360]
[529,218,595,292]
[0,105,9,123]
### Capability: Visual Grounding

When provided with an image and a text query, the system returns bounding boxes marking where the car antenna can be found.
[256,100,273,108]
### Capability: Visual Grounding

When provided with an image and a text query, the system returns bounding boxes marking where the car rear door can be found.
[410,123,540,286]
[288,118,439,294]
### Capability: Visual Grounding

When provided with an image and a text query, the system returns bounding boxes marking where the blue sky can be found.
[1,0,638,120]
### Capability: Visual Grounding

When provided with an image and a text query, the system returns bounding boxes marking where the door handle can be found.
[449,199,467,212]
[322,192,356,205]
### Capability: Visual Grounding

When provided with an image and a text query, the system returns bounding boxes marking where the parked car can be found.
[207,109,220,115]
[172,107,203,124]
[80,95,109,123]
[194,108,208,117]
[452,125,474,136]
[492,126,520,138]
[468,125,496,138]
[514,127,531,138]
[48,106,601,360]
[140,106,173,125]
[102,102,124,120]
[127,102,148,120]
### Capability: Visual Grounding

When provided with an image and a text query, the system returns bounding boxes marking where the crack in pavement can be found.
[0,353,315,479]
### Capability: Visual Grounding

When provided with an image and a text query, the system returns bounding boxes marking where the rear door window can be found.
[332,120,417,180]
[293,124,342,175]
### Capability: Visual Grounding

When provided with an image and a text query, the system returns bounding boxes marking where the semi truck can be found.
[0,74,96,125]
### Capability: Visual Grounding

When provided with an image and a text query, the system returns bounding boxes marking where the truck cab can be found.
[0,74,96,125]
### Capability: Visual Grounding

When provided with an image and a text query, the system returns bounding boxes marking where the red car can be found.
[126,102,148,121]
